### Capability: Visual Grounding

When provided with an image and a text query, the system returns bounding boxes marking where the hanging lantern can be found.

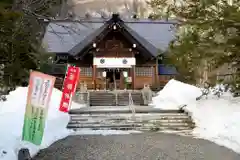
[123,71,128,78]
[102,71,106,77]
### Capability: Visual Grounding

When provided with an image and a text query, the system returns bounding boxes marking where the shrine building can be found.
[42,14,177,90]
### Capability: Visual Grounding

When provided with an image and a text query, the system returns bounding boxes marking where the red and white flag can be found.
[59,65,80,112]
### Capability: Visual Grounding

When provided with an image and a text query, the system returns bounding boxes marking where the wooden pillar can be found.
[120,70,123,90]
[92,65,96,90]
[131,65,135,90]
[154,64,159,85]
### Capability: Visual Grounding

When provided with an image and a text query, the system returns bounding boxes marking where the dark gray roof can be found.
[122,23,158,57]
[68,23,107,56]
[42,18,176,56]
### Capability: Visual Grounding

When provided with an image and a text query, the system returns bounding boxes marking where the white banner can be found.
[93,57,136,68]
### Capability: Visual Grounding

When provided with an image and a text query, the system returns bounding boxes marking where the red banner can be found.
[59,65,80,112]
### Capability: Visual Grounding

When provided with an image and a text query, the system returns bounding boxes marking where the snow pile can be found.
[184,97,240,153]
[0,87,83,160]
[153,79,240,153]
[152,79,202,109]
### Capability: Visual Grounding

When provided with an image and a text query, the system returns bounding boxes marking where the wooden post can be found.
[131,66,135,90]
[92,65,96,90]
[156,56,160,84]
[155,63,159,85]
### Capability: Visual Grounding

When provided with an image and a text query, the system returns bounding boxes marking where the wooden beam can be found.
[92,65,96,90]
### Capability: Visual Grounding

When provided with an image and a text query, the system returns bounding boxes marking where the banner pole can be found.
[61,64,70,91]
[69,66,80,110]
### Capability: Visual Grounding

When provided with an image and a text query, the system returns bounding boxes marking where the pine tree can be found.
[0,0,64,90]
[149,0,240,84]
[0,1,38,89]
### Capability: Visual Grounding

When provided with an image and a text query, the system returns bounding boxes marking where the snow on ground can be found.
[0,87,84,160]
[1,79,240,158]
[0,86,144,160]
[184,96,240,153]
[151,79,202,109]
[153,79,240,153]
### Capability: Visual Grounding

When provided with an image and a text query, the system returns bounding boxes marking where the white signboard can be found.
[126,77,132,83]
[93,57,136,68]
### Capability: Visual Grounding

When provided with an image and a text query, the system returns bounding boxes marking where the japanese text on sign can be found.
[59,65,80,112]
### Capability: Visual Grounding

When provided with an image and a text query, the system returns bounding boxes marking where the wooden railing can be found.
[128,92,136,118]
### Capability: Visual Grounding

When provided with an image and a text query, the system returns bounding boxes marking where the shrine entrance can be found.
[94,57,135,90]
[106,69,121,90]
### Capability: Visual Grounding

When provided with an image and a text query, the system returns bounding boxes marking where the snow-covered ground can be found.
[152,79,240,154]
[0,87,83,159]
[1,79,240,159]
[0,86,141,160]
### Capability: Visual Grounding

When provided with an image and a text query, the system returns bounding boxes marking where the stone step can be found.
[90,97,115,99]
[90,98,115,101]
[68,104,194,131]
[90,100,115,103]
[70,127,193,131]
[67,122,193,128]
[90,96,115,99]
[89,92,144,106]
[69,108,184,114]
[90,95,114,97]
[70,118,191,123]
[70,114,189,120]
[69,120,191,126]
[89,93,116,106]
[90,103,116,106]
[89,100,116,103]
[67,123,142,128]
[67,124,193,131]
[90,101,116,105]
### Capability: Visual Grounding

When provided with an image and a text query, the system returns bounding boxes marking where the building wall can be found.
[51,30,170,90]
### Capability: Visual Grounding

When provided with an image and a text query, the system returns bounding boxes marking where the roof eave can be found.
[121,23,158,58]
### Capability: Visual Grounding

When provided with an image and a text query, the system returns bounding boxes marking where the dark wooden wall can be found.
[94,31,135,58]
[53,30,166,90]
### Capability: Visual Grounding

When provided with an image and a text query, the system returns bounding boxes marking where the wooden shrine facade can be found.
[43,14,177,90]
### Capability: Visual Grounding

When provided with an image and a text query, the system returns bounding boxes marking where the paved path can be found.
[33,133,240,160]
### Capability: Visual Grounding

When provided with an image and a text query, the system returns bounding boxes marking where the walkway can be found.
[33,132,240,160]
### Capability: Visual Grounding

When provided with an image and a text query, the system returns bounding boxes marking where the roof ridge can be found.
[46,19,178,24]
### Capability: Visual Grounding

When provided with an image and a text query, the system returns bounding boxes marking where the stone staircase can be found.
[89,91,144,106]
[117,92,144,106]
[90,92,116,106]
[67,106,195,131]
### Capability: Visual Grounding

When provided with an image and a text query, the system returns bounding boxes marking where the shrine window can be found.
[80,67,92,76]
[135,67,153,76]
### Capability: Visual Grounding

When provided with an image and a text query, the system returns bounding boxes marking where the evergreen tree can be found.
[0,0,38,89]
[0,0,63,90]
[149,0,240,84]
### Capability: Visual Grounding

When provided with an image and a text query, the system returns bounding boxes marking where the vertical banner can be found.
[59,65,80,112]
[22,71,56,145]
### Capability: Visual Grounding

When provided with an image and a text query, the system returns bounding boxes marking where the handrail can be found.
[87,91,90,107]
[115,92,118,106]
[128,92,135,118]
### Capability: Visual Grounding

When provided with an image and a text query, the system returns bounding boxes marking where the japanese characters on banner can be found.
[59,65,80,112]
[22,71,56,145]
